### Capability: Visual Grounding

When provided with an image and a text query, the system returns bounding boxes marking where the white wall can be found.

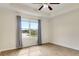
[50,9,79,50]
[0,8,17,51]
[41,19,51,43]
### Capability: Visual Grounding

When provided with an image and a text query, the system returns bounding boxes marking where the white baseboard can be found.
[51,42,79,51]
[0,47,17,52]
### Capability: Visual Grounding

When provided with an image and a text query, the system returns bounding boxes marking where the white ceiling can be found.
[0,3,79,19]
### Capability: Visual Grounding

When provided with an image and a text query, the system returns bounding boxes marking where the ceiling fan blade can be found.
[48,5,53,10]
[38,5,43,10]
[50,3,60,4]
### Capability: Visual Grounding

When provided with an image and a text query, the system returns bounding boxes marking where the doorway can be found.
[21,17,38,47]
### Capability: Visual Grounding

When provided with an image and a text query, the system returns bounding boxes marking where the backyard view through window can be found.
[21,18,38,39]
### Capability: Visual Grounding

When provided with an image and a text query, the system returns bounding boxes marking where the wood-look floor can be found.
[0,43,79,56]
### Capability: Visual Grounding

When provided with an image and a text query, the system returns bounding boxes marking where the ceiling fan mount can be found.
[38,3,60,11]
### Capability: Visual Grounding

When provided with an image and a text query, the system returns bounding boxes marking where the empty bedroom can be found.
[0,3,79,56]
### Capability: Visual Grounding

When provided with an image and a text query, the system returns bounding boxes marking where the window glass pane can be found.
[30,21,38,37]
[21,20,29,30]
[21,20,30,38]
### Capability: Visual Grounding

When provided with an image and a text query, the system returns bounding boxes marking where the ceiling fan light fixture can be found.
[38,3,60,11]
[43,4,48,8]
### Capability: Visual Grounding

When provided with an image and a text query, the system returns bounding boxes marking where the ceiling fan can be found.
[38,3,60,11]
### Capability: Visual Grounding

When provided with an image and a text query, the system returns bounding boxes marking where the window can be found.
[21,18,38,39]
